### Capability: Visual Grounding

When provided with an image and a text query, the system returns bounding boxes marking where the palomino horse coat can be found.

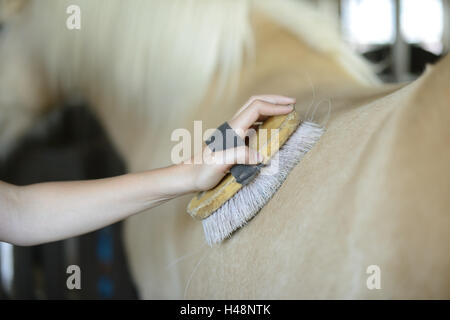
[0,0,449,298]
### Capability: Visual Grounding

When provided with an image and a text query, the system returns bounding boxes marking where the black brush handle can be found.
[205,122,260,186]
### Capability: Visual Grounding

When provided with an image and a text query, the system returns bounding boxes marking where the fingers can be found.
[225,146,262,166]
[204,146,262,168]
[234,95,296,117]
[229,99,295,136]
[203,94,295,168]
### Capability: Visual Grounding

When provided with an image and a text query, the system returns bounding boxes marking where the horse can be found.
[0,0,449,298]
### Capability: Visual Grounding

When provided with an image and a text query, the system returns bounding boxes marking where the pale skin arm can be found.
[0,95,295,246]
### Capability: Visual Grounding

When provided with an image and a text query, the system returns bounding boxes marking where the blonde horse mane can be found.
[31,0,378,127]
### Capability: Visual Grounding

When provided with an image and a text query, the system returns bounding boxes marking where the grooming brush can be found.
[187,109,324,245]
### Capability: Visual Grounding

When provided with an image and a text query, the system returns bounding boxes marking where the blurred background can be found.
[0,0,449,299]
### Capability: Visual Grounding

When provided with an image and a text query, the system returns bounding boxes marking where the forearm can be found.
[0,94,294,246]
[1,163,196,246]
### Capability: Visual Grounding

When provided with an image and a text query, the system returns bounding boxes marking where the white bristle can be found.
[202,121,325,246]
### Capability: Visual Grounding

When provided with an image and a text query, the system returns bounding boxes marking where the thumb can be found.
[220,146,263,167]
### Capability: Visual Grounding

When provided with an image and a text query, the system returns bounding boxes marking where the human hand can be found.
[189,95,296,191]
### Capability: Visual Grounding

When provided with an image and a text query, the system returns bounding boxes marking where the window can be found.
[341,0,395,49]
[401,0,444,54]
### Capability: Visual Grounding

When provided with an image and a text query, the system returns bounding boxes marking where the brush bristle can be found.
[202,121,325,246]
